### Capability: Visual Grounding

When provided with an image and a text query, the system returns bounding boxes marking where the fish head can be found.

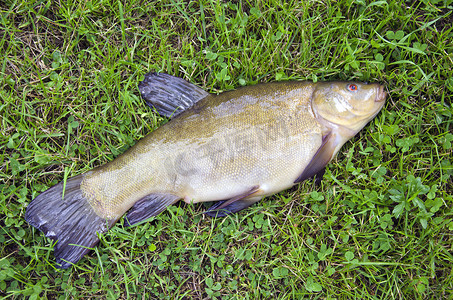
[312,82,386,134]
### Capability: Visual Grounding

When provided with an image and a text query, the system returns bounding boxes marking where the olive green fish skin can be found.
[81,81,319,220]
[80,80,386,221]
[25,75,386,268]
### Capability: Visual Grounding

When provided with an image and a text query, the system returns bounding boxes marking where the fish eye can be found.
[347,84,358,92]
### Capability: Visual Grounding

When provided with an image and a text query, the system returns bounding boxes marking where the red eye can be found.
[348,84,358,91]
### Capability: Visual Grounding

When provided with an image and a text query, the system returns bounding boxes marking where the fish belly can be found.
[174,128,323,203]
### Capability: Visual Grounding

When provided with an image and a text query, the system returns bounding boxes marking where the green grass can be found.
[1,0,453,298]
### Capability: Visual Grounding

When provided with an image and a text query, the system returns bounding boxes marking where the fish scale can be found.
[82,82,320,219]
[25,72,386,268]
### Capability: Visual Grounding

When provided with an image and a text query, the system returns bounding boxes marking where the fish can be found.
[25,72,386,268]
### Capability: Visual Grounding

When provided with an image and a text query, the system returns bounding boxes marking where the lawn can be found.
[1,0,452,298]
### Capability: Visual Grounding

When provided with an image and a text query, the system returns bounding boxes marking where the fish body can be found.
[25,73,386,268]
[83,81,320,220]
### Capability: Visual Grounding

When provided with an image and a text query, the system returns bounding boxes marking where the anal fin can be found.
[125,193,180,226]
[204,186,261,217]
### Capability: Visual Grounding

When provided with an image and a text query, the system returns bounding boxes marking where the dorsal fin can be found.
[138,72,209,118]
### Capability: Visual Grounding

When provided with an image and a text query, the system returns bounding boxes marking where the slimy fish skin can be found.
[25,73,386,268]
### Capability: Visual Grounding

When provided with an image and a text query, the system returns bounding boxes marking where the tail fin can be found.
[25,175,114,269]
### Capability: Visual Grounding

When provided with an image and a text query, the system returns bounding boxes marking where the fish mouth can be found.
[375,85,387,102]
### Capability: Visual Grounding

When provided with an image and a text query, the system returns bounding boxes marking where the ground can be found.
[1,0,452,299]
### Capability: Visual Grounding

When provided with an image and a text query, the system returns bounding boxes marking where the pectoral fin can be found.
[294,131,338,183]
[138,72,209,118]
[204,186,261,217]
[125,193,180,226]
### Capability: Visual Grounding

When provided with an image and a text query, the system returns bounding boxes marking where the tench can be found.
[25,73,386,268]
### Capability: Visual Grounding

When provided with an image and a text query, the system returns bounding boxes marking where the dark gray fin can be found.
[204,186,261,217]
[124,193,180,226]
[138,72,209,118]
[25,175,115,269]
[313,168,326,185]
[294,131,337,183]
[204,198,263,218]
